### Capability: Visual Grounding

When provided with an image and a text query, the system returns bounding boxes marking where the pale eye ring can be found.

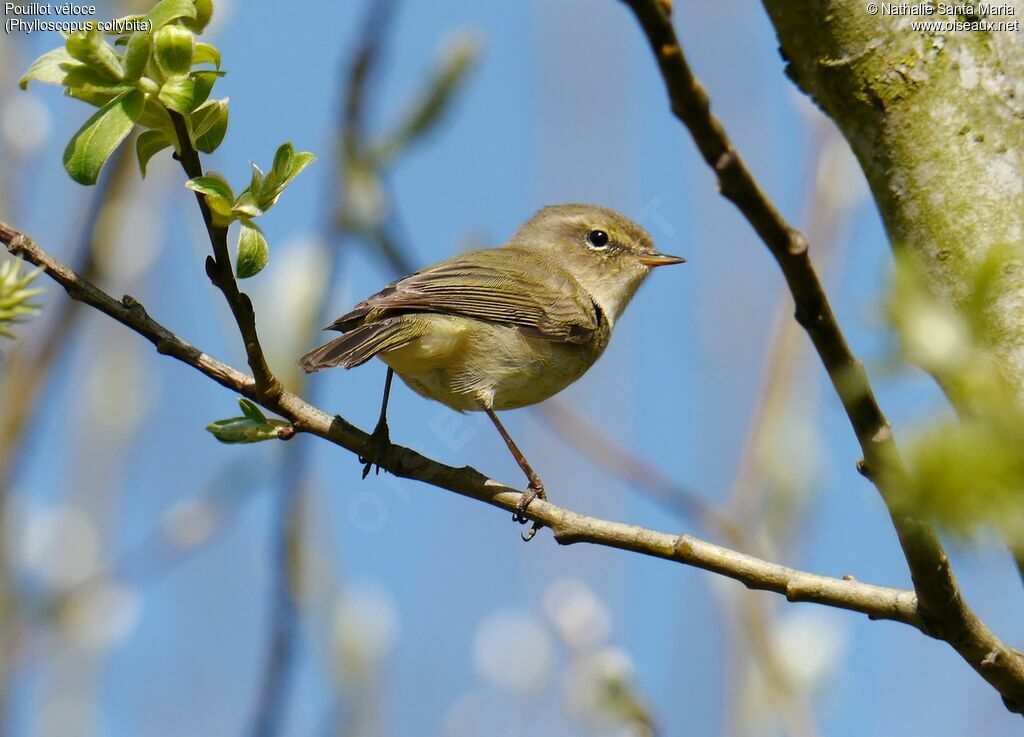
[586,230,609,249]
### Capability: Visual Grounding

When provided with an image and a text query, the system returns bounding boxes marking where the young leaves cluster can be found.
[184,141,316,278]
[20,0,318,438]
[888,246,1024,545]
[206,398,293,444]
[20,0,226,185]
[0,257,43,339]
[20,0,316,282]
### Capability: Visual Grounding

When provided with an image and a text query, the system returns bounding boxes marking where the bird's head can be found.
[509,203,684,321]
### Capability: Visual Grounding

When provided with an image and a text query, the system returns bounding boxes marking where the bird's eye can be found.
[586,230,609,249]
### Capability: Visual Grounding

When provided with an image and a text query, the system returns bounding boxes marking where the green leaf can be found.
[137,97,175,133]
[248,162,265,194]
[207,200,236,224]
[190,97,228,153]
[135,130,172,177]
[153,25,195,78]
[186,173,235,223]
[289,152,316,181]
[206,415,293,444]
[65,85,121,109]
[0,257,44,340]
[193,42,221,69]
[238,398,267,423]
[231,191,262,218]
[61,66,134,107]
[902,413,1024,540]
[122,30,152,82]
[63,89,144,185]
[257,142,316,210]
[886,246,1024,543]
[62,64,127,89]
[236,220,269,278]
[66,26,124,81]
[191,69,221,97]
[182,0,214,33]
[158,70,218,114]
[102,15,147,35]
[185,173,234,202]
[19,47,78,89]
[145,0,198,31]
[271,141,294,178]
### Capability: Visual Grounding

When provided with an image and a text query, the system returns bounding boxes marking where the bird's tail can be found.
[299,318,420,373]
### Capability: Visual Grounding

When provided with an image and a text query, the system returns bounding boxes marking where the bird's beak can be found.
[638,252,686,267]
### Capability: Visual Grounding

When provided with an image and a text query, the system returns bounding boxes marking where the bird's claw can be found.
[359,420,391,479]
[513,482,545,542]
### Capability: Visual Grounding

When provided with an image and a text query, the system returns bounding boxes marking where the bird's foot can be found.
[513,480,546,542]
[359,418,391,479]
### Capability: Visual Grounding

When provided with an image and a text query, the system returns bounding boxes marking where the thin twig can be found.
[0,222,925,629]
[167,111,280,401]
[619,0,1024,713]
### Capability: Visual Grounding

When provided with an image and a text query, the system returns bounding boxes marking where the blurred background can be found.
[1,0,1022,735]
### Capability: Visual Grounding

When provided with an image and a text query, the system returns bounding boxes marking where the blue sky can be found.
[3,0,1022,735]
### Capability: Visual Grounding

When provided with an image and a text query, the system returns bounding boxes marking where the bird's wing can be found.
[327,247,602,344]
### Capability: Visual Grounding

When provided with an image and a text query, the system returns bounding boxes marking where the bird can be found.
[299,203,684,538]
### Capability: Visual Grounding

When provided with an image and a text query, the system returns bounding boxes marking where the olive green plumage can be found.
[299,203,683,412]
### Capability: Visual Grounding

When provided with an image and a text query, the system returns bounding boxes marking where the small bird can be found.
[299,203,684,538]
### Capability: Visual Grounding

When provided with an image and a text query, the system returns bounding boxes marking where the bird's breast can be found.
[375,314,607,412]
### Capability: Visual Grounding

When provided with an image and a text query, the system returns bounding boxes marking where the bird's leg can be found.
[484,408,545,541]
[360,368,394,479]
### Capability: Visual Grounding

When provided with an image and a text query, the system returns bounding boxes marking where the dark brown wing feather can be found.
[299,318,422,373]
[326,246,600,344]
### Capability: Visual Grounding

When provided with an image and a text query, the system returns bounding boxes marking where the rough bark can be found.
[619,0,1024,711]
[762,2,1024,394]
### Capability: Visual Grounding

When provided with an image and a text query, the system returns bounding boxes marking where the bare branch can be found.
[618,0,1024,713]
[0,221,924,630]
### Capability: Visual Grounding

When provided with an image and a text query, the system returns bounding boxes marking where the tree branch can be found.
[760,0,1024,587]
[619,0,1024,713]
[0,221,924,630]
[762,0,1024,397]
[167,110,281,401]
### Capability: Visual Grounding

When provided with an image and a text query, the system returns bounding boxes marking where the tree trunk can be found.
[761,2,1024,395]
